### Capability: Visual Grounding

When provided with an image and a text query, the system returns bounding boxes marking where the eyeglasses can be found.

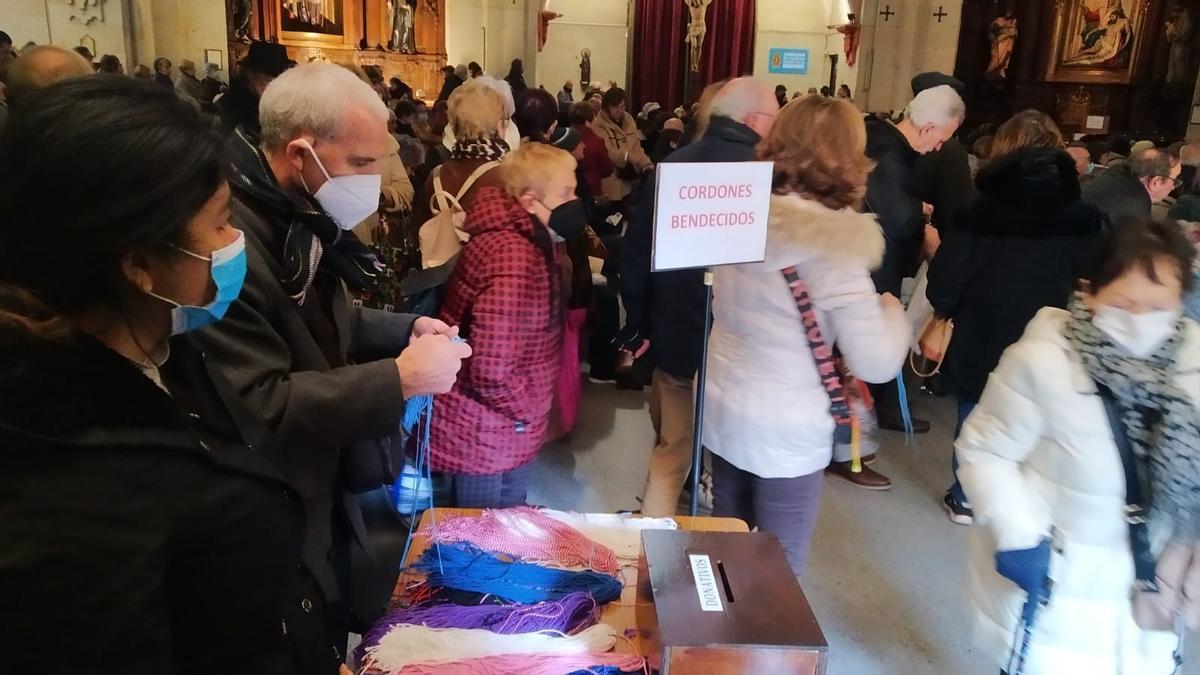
[1158,175,1184,189]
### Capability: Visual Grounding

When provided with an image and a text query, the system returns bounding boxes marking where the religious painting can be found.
[1045,0,1153,84]
[280,0,344,35]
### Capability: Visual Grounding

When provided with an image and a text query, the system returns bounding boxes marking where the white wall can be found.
[7,0,131,63]
[534,0,628,91]
[857,0,963,113]
[753,0,859,102]
[446,0,535,80]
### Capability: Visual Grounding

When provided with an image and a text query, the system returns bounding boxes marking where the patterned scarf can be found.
[450,136,509,161]
[1065,293,1200,540]
[229,127,380,303]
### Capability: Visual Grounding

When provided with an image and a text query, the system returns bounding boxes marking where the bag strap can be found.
[910,318,953,378]
[1096,383,1159,588]
[455,161,501,202]
[431,165,451,215]
[781,266,852,429]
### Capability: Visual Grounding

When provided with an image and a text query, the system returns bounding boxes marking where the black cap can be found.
[911,71,964,96]
[238,41,296,77]
[551,126,582,152]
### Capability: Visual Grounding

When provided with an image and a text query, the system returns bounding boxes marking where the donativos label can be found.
[688,554,725,612]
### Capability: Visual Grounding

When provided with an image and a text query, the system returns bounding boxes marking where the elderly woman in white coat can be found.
[958,219,1200,675]
[703,96,911,576]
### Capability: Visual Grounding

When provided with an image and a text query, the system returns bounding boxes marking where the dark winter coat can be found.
[619,115,761,380]
[912,136,973,232]
[927,147,1103,402]
[169,142,419,645]
[0,332,332,674]
[431,186,562,474]
[437,73,464,102]
[1081,162,1152,228]
[864,115,924,295]
[219,74,263,135]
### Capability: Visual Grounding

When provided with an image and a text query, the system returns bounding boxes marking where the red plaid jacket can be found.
[430,187,563,474]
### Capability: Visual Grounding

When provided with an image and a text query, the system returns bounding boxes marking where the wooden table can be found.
[391,509,750,660]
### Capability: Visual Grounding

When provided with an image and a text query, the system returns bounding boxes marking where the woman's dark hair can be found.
[97,54,122,73]
[819,86,831,97]
[0,76,226,338]
[508,59,523,77]
[601,87,627,111]
[513,88,559,141]
[1082,219,1197,294]
[153,56,171,71]
[468,61,482,76]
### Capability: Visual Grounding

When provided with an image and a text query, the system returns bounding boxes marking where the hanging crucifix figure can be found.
[685,0,713,73]
[389,0,416,53]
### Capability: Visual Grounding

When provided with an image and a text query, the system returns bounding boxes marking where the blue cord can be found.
[896,375,914,443]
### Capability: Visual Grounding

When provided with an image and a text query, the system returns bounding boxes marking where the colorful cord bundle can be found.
[411,544,624,604]
[357,592,600,662]
[422,506,620,576]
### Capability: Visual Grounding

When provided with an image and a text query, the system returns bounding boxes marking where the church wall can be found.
[150,0,228,73]
[858,0,963,113]
[6,0,132,65]
[533,0,629,92]
[446,0,535,81]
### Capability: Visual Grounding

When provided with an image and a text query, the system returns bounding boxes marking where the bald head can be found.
[6,45,94,109]
[709,77,778,138]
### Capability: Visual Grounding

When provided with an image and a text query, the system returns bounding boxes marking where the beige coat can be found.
[592,110,645,201]
[353,146,414,245]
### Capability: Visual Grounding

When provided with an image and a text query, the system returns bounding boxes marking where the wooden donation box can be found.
[638,530,828,674]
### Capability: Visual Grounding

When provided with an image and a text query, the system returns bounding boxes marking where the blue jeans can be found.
[947,399,976,503]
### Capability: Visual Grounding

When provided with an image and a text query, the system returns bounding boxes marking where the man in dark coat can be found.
[1082,148,1180,228]
[219,41,295,136]
[862,83,964,439]
[176,63,471,659]
[910,72,972,235]
[436,64,464,102]
[618,77,778,517]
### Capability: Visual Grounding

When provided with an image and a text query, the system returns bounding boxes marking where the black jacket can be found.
[0,332,333,674]
[912,136,972,232]
[619,116,760,380]
[927,148,1103,402]
[864,115,923,295]
[437,73,464,102]
[1080,162,1152,228]
[219,75,262,136]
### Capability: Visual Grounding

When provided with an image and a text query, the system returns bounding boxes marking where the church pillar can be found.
[859,0,963,112]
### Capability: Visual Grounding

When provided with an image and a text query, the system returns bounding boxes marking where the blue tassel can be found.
[412,543,624,605]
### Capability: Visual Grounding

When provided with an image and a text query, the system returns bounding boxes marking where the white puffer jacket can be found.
[958,307,1200,675]
[702,193,910,479]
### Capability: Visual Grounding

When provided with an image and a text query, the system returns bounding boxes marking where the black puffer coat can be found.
[927,147,1104,402]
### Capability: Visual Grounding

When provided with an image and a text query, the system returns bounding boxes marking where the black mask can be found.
[543,198,587,240]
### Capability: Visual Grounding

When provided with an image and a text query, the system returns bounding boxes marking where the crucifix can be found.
[879,4,895,22]
[685,0,713,73]
[933,6,948,23]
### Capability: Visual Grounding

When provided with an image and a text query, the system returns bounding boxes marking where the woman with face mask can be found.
[0,78,327,672]
[957,219,1200,675]
[427,143,584,507]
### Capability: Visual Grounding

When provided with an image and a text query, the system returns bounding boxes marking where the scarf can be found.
[450,135,509,161]
[1064,293,1200,541]
[228,127,381,303]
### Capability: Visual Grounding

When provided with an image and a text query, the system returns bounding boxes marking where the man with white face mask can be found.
[176,62,471,660]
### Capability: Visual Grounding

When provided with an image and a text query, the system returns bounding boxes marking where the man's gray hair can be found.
[904,84,965,128]
[259,62,389,151]
[1129,148,1179,180]
[708,77,774,124]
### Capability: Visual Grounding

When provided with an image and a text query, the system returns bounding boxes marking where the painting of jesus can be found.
[1045,0,1152,83]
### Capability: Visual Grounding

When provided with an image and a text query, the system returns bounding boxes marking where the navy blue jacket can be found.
[619,116,761,379]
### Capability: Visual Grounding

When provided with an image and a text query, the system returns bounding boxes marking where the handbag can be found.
[910,316,954,377]
[781,266,872,470]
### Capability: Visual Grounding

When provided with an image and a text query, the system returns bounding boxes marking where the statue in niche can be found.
[1166,4,1193,85]
[986,12,1018,78]
[685,0,713,73]
[389,0,416,53]
[580,49,591,89]
[229,0,252,42]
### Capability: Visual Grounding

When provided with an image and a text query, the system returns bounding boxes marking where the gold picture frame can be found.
[275,0,359,49]
[1044,0,1154,84]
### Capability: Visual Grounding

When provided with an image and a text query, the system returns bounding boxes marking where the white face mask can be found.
[1093,305,1181,358]
[297,141,381,231]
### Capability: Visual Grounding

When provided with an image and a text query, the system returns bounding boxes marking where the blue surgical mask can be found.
[148,230,247,335]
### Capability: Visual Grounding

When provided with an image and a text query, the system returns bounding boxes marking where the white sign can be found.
[688,554,725,612]
[651,161,774,272]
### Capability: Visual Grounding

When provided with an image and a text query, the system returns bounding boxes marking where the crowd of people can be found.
[1,25,1200,675]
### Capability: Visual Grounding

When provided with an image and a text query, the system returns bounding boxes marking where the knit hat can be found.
[550,126,582,152]
[1131,140,1157,155]
[911,71,964,95]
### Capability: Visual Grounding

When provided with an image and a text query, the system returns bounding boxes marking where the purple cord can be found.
[357,591,600,663]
